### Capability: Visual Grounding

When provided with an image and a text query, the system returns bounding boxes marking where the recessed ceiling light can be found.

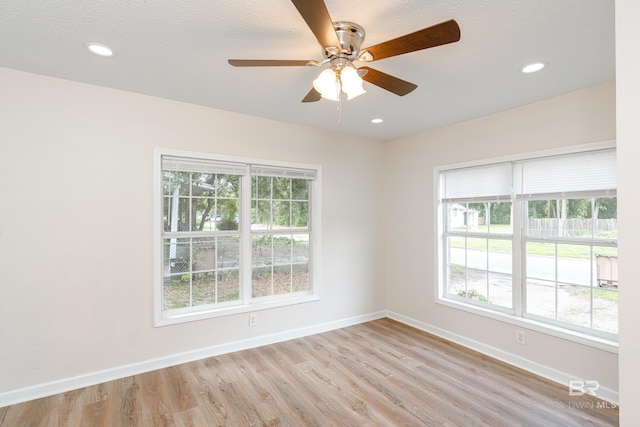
[521,62,546,74]
[371,118,384,124]
[86,43,114,57]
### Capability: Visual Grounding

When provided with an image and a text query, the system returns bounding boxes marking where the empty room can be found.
[1,0,639,426]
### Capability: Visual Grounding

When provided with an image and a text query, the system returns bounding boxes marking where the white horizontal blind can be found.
[250,165,317,180]
[162,156,248,175]
[440,162,512,202]
[515,148,616,199]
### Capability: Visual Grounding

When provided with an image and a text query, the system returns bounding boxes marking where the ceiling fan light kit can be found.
[228,0,460,107]
[313,62,366,101]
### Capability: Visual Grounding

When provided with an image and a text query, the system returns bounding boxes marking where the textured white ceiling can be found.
[0,0,615,141]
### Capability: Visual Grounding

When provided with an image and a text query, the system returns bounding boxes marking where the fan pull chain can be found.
[336,73,342,124]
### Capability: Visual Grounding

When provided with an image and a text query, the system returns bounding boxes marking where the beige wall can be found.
[0,67,386,393]
[616,0,640,424]
[382,81,618,392]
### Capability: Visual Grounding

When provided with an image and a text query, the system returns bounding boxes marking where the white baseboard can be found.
[384,310,619,405]
[0,311,387,408]
[1,310,618,407]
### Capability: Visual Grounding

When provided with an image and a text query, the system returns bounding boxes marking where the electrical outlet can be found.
[249,312,257,327]
[516,330,526,345]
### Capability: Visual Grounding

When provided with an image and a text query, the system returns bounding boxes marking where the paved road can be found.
[448,247,600,286]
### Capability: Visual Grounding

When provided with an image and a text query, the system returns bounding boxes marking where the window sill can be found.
[435,297,618,354]
[155,293,319,327]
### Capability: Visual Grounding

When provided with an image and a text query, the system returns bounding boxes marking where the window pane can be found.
[594,247,618,288]
[446,236,466,295]
[593,246,618,334]
[526,279,556,318]
[253,176,271,199]
[217,199,239,231]
[488,271,512,308]
[218,269,240,302]
[558,284,592,328]
[191,173,216,197]
[292,263,310,292]
[273,236,292,264]
[192,272,216,306]
[447,263,466,296]
[163,197,171,231]
[217,175,239,198]
[274,201,291,227]
[273,265,292,295]
[557,244,591,286]
[292,179,309,200]
[464,202,513,234]
[488,239,512,308]
[525,243,558,319]
[252,200,271,230]
[192,237,216,271]
[293,235,309,262]
[252,235,272,267]
[163,238,191,274]
[563,198,593,238]
[291,201,309,228]
[527,200,560,238]
[593,288,618,334]
[192,198,215,231]
[488,202,512,233]
[447,203,473,232]
[465,237,488,305]
[163,171,189,196]
[526,242,556,281]
[163,274,190,310]
[595,197,617,239]
[252,266,272,297]
[162,197,190,231]
[273,177,291,200]
[217,236,240,269]
[467,237,487,270]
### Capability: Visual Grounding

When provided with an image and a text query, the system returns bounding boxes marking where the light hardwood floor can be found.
[0,318,618,426]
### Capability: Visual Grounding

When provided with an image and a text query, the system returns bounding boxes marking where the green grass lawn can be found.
[449,224,617,259]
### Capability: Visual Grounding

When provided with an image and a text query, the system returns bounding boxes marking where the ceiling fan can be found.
[228,0,460,103]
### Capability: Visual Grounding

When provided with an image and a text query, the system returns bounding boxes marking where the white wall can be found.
[616,0,640,424]
[383,82,618,392]
[0,67,386,394]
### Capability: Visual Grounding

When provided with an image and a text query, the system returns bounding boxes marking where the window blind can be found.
[515,148,616,199]
[162,156,248,175]
[440,162,512,202]
[250,165,317,180]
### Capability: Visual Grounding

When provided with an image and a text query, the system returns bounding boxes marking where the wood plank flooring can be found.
[0,318,618,426]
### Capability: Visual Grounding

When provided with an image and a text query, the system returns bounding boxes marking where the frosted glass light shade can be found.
[313,69,340,101]
[340,66,366,100]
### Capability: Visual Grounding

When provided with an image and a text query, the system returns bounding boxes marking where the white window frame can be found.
[154,149,321,326]
[434,141,618,352]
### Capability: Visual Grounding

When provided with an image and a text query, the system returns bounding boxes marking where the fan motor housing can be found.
[324,21,365,58]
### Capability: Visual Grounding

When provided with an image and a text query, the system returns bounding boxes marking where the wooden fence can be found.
[527,218,616,237]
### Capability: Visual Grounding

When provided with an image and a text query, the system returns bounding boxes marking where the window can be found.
[437,146,617,341]
[251,166,313,297]
[155,151,320,325]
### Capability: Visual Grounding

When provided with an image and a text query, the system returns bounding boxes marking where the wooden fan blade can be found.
[360,19,460,62]
[302,87,322,103]
[359,66,417,96]
[291,0,341,51]
[228,59,312,67]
